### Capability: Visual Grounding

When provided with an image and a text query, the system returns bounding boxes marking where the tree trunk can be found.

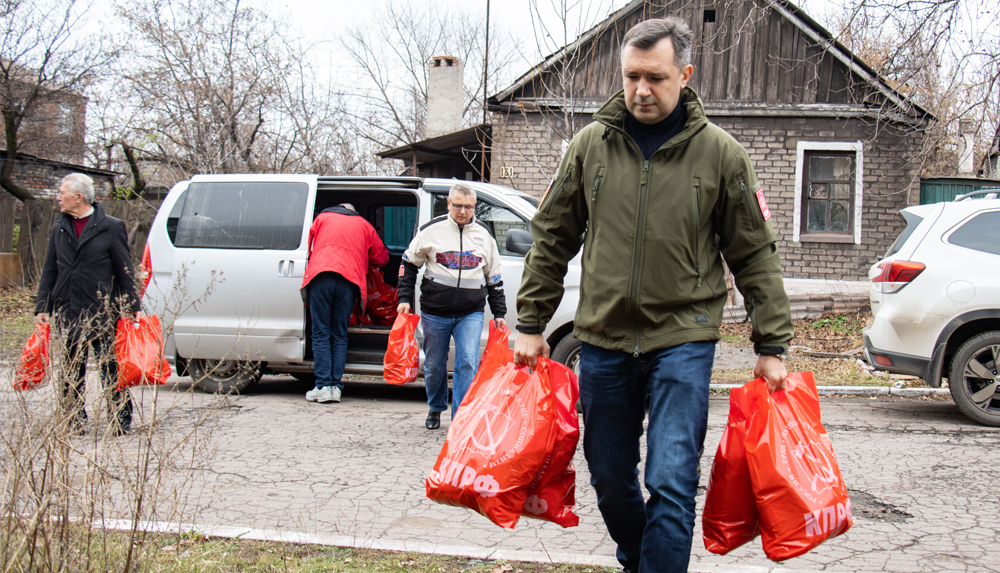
[0,192,15,252]
[1,109,35,201]
[120,141,146,199]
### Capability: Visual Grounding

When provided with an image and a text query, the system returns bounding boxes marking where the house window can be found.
[793,141,864,244]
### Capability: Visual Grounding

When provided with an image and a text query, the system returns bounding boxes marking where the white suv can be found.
[864,192,1000,426]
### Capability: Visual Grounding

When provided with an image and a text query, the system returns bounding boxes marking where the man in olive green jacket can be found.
[514,17,793,573]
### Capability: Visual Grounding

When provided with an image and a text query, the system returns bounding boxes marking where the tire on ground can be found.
[188,358,262,394]
[948,330,1000,427]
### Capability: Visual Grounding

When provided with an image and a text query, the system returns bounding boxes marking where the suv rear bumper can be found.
[864,334,930,378]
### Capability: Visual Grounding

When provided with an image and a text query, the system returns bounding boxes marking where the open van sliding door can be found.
[312,177,421,376]
[169,175,317,391]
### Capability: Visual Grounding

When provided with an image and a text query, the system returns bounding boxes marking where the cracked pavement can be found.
[37,374,1000,572]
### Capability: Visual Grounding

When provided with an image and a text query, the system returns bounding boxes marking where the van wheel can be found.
[551,335,583,413]
[188,359,262,394]
[948,331,1000,427]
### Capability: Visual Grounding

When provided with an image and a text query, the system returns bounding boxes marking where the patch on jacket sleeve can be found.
[755,186,771,221]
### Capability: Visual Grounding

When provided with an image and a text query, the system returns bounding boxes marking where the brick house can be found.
[487,0,931,285]
[1,88,88,166]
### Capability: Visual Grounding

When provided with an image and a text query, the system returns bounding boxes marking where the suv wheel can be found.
[551,335,581,378]
[948,331,1000,426]
[551,335,582,413]
[189,358,262,394]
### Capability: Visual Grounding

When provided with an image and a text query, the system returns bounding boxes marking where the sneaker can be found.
[425,410,441,430]
[305,387,321,402]
[307,386,341,403]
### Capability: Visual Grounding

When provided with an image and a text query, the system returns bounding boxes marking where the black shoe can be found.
[425,411,441,430]
[111,424,132,437]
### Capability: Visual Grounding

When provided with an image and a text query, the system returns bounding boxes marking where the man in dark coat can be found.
[35,173,142,435]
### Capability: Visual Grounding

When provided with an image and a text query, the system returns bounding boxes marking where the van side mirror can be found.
[506,228,534,255]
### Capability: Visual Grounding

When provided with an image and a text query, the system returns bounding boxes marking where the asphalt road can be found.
[5,373,998,572]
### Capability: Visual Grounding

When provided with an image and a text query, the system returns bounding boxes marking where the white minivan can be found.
[142,175,582,393]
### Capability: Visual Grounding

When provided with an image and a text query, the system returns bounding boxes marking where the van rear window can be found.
[174,182,308,250]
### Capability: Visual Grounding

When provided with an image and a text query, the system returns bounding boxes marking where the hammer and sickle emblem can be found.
[470,404,514,456]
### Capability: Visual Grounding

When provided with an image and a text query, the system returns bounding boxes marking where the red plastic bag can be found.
[114,315,172,391]
[522,351,580,528]
[703,381,760,554]
[383,312,420,384]
[14,323,50,391]
[425,323,559,529]
[744,372,852,561]
[365,267,398,326]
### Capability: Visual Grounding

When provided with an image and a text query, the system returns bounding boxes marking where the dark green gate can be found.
[920,177,1000,204]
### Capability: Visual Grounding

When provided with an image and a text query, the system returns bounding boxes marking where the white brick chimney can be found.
[426,56,464,138]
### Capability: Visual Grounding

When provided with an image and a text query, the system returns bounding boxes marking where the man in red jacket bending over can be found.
[301,203,388,403]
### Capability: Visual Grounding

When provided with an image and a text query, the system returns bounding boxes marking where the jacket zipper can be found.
[588,169,604,262]
[630,160,650,357]
[695,181,703,288]
[455,223,464,314]
[591,171,604,205]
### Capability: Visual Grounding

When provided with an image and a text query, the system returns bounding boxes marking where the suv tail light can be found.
[872,260,925,293]
[139,244,152,298]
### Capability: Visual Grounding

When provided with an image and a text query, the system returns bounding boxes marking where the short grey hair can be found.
[339,202,356,212]
[448,182,477,203]
[60,173,95,204]
[621,16,693,70]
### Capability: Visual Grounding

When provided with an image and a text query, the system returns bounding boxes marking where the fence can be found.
[0,196,162,287]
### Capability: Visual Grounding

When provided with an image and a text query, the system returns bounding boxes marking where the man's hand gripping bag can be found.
[745,372,852,561]
[521,355,580,527]
[15,323,50,391]
[426,323,559,529]
[702,381,759,553]
[383,312,420,384]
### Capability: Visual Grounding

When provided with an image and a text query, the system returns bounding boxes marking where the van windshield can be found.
[174,181,308,250]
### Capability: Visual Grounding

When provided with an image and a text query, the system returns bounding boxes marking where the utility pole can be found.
[480,0,490,182]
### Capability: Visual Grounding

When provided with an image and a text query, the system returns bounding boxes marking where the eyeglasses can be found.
[450,204,476,212]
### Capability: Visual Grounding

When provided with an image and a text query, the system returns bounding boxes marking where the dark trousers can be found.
[63,323,133,428]
[308,272,356,390]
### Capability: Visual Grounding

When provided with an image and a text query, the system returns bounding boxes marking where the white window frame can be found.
[793,140,864,244]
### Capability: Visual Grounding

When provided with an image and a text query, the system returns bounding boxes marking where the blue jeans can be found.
[309,272,356,390]
[579,341,716,573]
[421,311,484,414]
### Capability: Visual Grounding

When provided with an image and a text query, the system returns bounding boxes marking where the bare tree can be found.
[0,0,112,201]
[339,0,520,153]
[111,0,348,180]
[488,0,620,189]
[833,0,1000,176]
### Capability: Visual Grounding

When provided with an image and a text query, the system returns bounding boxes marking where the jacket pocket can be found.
[586,166,606,262]
[539,164,578,218]
[736,179,768,241]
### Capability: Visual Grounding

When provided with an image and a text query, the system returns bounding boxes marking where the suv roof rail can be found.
[954,189,1000,201]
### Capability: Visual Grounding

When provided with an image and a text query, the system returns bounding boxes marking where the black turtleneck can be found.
[625,101,687,161]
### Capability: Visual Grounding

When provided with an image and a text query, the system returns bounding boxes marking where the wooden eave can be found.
[490,0,932,123]
[376,124,492,164]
